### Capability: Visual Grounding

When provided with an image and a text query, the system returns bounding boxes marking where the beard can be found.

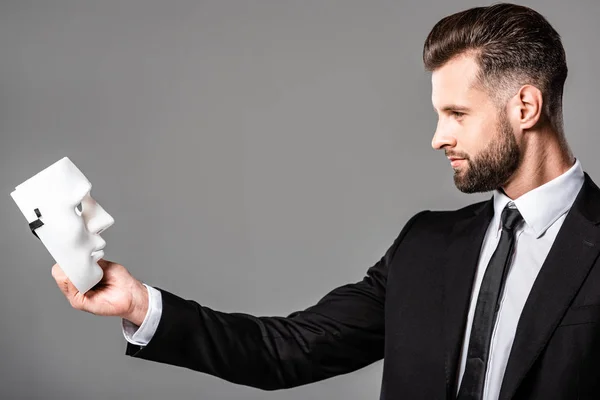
[452,110,521,193]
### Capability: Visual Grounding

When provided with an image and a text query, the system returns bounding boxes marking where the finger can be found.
[97,258,114,271]
[51,264,70,298]
[51,263,66,281]
[64,278,79,297]
[63,279,85,310]
[51,264,78,299]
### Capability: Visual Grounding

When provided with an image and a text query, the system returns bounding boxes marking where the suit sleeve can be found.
[125,210,429,390]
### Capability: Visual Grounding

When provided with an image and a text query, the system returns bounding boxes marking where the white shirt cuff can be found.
[121,283,163,346]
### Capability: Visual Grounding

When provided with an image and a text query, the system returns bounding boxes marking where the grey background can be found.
[0,0,598,399]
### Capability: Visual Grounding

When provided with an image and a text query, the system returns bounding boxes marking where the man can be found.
[51,3,600,399]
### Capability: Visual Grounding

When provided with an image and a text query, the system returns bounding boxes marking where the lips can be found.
[91,246,105,260]
[450,158,466,168]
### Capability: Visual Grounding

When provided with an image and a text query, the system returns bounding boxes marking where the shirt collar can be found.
[491,158,585,239]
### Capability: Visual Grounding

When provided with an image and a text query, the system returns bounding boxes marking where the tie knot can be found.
[501,203,523,231]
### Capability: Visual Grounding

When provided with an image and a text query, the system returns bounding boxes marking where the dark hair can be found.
[423,3,567,131]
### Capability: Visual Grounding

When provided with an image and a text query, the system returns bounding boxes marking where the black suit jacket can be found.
[126,172,600,399]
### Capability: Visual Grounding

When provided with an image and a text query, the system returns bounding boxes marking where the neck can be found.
[500,127,575,199]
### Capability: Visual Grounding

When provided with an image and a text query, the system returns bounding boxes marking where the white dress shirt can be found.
[122,159,585,400]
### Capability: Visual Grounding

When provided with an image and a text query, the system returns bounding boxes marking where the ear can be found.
[514,85,543,130]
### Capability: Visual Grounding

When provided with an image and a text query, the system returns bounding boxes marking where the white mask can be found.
[10,157,114,293]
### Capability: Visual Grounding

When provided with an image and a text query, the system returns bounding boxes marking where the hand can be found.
[51,258,149,326]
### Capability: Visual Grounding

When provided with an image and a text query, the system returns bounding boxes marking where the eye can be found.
[452,111,465,119]
[75,202,83,216]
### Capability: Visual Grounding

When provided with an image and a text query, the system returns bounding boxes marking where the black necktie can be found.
[457,203,524,400]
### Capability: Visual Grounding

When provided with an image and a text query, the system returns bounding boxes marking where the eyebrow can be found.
[433,105,471,113]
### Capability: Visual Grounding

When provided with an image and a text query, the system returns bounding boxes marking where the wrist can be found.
[123,281,149,326]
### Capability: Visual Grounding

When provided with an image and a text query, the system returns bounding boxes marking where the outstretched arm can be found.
[125,210,428,390]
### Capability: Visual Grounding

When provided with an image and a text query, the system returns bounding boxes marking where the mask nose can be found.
[85,203,115,234]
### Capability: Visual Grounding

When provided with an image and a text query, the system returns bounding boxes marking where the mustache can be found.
[445,151,469,160]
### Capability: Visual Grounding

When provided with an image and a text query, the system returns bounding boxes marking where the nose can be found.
[431,124,456,150]
[86,204,115,234]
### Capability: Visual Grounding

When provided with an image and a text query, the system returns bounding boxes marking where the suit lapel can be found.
[443,198,494,398]
[498,173,600,399]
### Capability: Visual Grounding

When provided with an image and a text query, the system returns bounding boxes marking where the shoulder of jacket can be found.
[408,198,490,228]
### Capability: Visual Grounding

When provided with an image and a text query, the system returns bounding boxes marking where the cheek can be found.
[463,120,493,153]
[44,209,91,247]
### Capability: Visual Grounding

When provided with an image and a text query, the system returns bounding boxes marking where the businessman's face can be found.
[430,53,520,193]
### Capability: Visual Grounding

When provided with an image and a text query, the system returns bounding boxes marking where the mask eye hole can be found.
[75,202,83,216]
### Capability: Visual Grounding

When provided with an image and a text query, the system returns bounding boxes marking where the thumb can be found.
[97,258,116,271]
